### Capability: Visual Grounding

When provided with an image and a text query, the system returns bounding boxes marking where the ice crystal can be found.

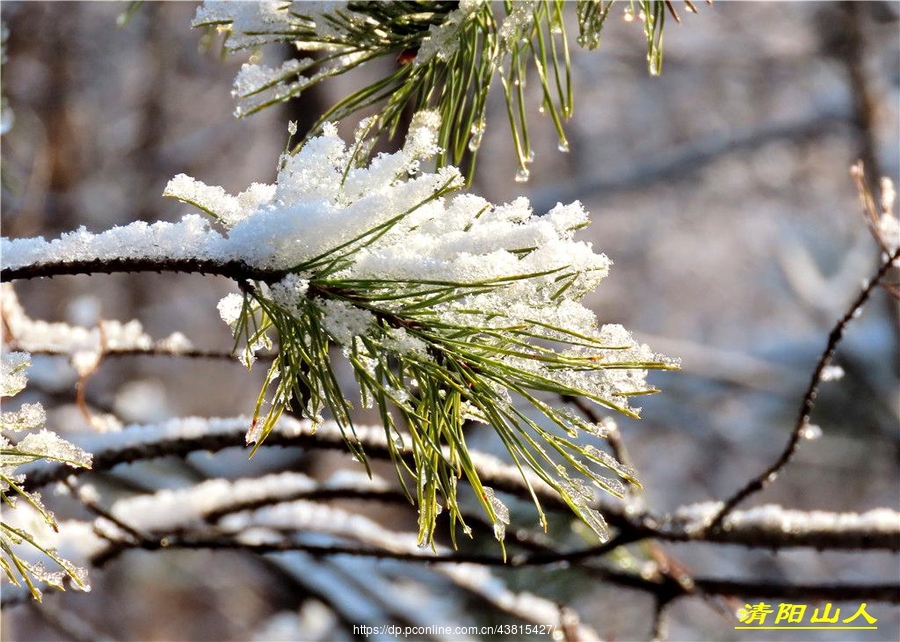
[1,403,46,432]
[415,1,484,65]
[820,364,845,382]
[0,352,91,599]
[482,487,511,542]
[1,351,31,397]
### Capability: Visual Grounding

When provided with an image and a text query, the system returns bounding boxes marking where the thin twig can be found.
[530,107,851,213]
[838,2,882,182]
[26,600,100,642]
[650,595,671,642]
[707,247,900,532]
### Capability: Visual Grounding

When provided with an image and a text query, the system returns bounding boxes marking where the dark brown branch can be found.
[1,256,284,283]
[838,2,883,182]
[707,247,900,531]
[690,578,899,603]
[82,534,900,604]
[9,344,274,362]
[20,419,900,552]
[5,527,895,610]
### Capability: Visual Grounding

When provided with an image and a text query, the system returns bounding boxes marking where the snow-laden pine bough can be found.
[2,114,678,555]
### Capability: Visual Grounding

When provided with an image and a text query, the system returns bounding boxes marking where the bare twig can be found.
[26,600,102,642]
[650,596,671,642]
[707,247,900,532]
[6,343,278,363]
[838,2,883,182]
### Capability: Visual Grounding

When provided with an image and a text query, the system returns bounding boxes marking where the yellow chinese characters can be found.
[737,602,877,630]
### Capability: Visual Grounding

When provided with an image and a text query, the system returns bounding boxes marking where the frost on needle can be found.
[1,352,91,600]
[163,112,678,548]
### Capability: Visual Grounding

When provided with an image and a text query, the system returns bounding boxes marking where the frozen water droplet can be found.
[515,168,530,183]
[821,365,844,382]
[623,6,635,22]
[483,486,510,541]
[468,120,485,151]
[557,140,570,153]
[801,424,822,441]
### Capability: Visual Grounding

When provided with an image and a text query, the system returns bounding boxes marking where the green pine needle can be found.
[194,0,693,180]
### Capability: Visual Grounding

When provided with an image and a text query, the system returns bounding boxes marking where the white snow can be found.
[1,284,192,358]
[481,487,510,541]
[15,429,92,468]
[674,502,900,537]
[2,118,674,423]
[1,350,31,397]
[415,1,485,65]
[820,364,845,382]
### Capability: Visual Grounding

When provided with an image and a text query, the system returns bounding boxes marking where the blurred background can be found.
[1,2,898,640]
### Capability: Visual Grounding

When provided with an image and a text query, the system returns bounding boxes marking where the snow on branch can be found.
[1,353,91,601]
[17,415,900,553]
[1,284,194,360]
[3,117,678,548]
[7,465,893,611]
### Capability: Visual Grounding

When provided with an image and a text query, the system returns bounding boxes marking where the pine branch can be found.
[4,120,679,548]
[1,256,283,284]
[192,0,700,179]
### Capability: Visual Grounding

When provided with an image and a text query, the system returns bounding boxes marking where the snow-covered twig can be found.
[1,255,281,284]
[18,416,900,552]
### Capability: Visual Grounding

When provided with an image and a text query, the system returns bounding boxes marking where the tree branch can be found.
[19,417,900,552]
[1,256,284,283]
[80,535,900,604]
[707,247,900,532]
